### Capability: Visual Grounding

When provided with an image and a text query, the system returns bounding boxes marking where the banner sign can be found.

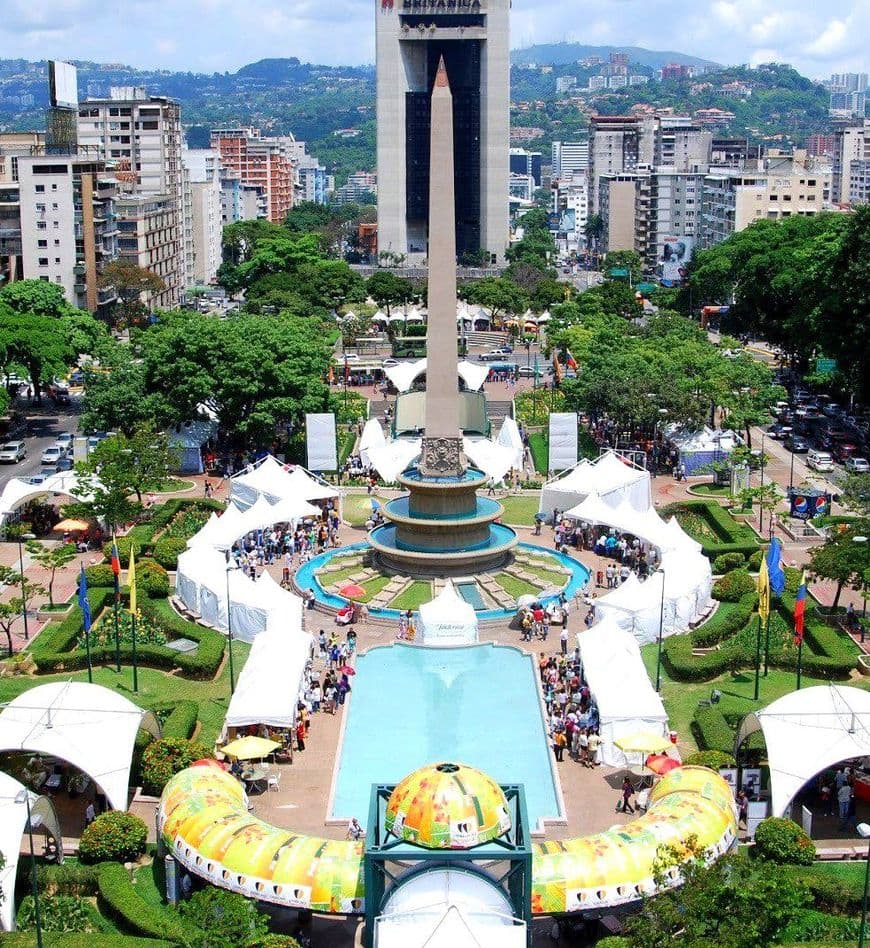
[789,489,831,521]
[305,413,337,471]
[548,412,579,472]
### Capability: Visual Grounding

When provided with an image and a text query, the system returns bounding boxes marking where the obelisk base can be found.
[417,437,467,479]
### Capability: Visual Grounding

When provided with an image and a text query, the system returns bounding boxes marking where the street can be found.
[0,393,81,494]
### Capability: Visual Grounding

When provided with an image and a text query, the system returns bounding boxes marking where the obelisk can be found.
[418,57,467,479]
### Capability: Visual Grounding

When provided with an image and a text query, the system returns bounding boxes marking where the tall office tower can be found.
[551,140,589,177]
[376,0,510,264]
[588,116,654,214]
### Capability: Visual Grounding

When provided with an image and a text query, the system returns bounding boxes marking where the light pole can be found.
[859,821,870,948]
[15,789,44,948]
[757,432,767,534]
[224,550,236,695]
[655,567,666,692]
[15,530,36,641]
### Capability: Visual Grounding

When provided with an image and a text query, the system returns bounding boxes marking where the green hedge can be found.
[2,936,175,947]
[691,593,756,647]
[528,432,548,474]
[152,537,187,570]
[151,699,199,739]
[713,551,748,574]
[684,749,736,768]
[29,591,224,679]
[712,569,757,603]
[665,633,744,680]
[662,499,761,560]
[691,705,735,755]
[101,499,225,562]
[754,817,816,865]
[37,862,99,897]
[96,862,192,943]
[79,812,147,864]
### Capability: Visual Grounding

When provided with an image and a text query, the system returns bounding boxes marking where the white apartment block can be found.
[182,148,223,287]
[552,140,589,176]
[832,120,870,204]
[115,194,183,310]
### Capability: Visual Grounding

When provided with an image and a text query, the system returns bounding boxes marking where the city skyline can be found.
[0,0,865,79]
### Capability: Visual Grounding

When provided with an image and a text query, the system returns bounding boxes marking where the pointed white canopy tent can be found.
[193,502,248,552]
[230,456,338,510]
[735,685,870,817]
[384,358,490,394]
[660,516,703,554]
[359,418,387,468]
[463,437,515,484]
[0,470,102,526]
[539,451,651,520]
[175,544,229,614]
[405,306,425,323]
[0,682,160,812]
[367,436,514,485]
[185,510,222,548]
[576,618,669,767]
[367,438,422,484]
[419,581,479,646]
[564,492,672,550]
[371,310,388,325]
[255,571,304,629]
[0,772,63,932]
[497,417,525,472]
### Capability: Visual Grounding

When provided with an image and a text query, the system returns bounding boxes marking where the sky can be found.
[0,0,866,79]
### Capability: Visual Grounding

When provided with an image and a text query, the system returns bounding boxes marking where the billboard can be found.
[788,489,831,521]
[49,60,78,109]
[660,236,694,286]
[305,413,337,471]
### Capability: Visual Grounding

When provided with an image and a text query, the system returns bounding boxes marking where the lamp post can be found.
[655,567,666,692]
[524,338,531,372]
[856,537,868,625]
[757,432,767,534]
[858,821,870,948]
[15,789,44,948]
[15,530,36,641]
[224,550,236,695]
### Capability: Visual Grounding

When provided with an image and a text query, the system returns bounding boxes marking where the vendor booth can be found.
[418,582,479,646]
[539,451,651,521]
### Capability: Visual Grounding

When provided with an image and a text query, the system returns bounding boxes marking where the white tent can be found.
[282,465,340,502]
[669,426,741,476]
[359,418,386,467]
[195,503,248,552]
[185,510,222,548]
[735,685,870,817]
[463,437,515,484]
[230,456,338,510]
[267,495,322,525]
[200,567,270,642]
[660,516,703,554]
[497,417,525,472]
[384,358,490,394]
[0,470,101,525]
[255,571,304,628]
[0,772,63,932]
[565,492,672,551]
[367,438,422,483]
[371,310,388,324]
[0,682,159,812]
[176,545,229,614]
[576,618,669,767]
[224,613,312,730]
[539,451,651,520]
[419,582,479,646]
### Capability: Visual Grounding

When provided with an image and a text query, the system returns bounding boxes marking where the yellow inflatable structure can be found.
[158,762,736,916]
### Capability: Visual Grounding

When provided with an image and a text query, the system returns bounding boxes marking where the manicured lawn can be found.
[0,639,249,748]
[343,493,389,526]
[498,494,540,525]
[691,483,730,496]
[520,564,568,587]
[494,573,539,600]
[316,562,366,588]
[528,432,549,474]
[391,580,433,611]
[151,478,196,493]
[356,575,392,603]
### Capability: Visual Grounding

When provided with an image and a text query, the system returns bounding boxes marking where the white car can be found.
[0,441,26,463]
[845,457,870,474]
[40,445,67,466]
[54,432,74,448]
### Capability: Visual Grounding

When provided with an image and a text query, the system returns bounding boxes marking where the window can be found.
[51,184,57,191]
[37,221,46,230]
[52,203,58,210]
[37,239,47,248]
[38,257,48,266]
[35,203,45,212]
[55,275,62,283]
[54,257,60,264]
[34,184,45,193]
[54,239,60,246]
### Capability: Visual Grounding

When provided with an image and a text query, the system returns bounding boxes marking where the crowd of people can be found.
[539,650,603,768]
[550,514,660,586]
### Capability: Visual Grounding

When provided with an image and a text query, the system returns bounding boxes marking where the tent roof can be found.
[545,452,648,496]
[384,359,489,394]
[419,582,478,631]
[255,571,304,623]
[736,684,870,816]
[0,470,100,519]
[168,419,218,449]
[359,418,386,454]
[367,438,422,484]
[669,426,740,453]
[576,618,667,721]
[0,772,63,932]
[497,417,524,471]
[230,456,338,506]
[366,436,514,485]
[0,682,159,811]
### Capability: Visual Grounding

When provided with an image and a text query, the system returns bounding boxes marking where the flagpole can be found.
[763,612,771,677]
[113,597,121,673]
[796,636,804,690]
[754,613,762,701]
[84,619,93,684]
[131,612,138,693]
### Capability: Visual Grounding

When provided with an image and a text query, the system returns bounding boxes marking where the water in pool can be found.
[330,642,562,831]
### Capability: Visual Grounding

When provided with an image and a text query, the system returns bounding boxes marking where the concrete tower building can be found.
[376,0,510,264]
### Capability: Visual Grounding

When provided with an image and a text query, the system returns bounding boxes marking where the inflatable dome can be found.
[385,761,511,849]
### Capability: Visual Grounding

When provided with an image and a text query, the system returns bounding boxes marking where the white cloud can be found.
[0,0,864,76]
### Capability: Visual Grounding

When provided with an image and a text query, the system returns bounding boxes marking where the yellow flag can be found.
[128,547,137,616]
[757,553,770,625]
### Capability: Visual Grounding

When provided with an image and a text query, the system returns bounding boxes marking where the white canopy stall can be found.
[359,419,387,468]
[576,619,669,767]
[497,417,525,472]
[0,682,159,812]
[384,359,490,394]
[735,685,870,817]
[0,471,101,527]
[230,456,338,510]
[176,545,229,614]
[539,451,651,521]
[418,582,479,646]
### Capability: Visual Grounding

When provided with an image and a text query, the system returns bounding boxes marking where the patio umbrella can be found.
[221,736,280,760]
[54,517,90,532]
[614,732,673,755]
[340,583,366,600]
[339,665,356,676]
[645,754,681,776]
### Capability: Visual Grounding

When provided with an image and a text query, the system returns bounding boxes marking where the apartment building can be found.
[181,149,223,287]
[551,140,589,177]
[832,120,870,204]
[210,128,295,224]
[599,172,642,252]
[115,194,182,310]
[17,155,118,316]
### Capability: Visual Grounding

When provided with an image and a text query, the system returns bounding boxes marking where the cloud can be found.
[0,0,864,76]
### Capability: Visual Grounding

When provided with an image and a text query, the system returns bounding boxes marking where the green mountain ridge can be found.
[511,43,721,70]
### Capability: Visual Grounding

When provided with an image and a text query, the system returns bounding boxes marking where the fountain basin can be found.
[369,522,518,576]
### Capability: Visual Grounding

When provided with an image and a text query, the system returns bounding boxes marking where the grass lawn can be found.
[152,478,196,493]
[357,575,391,603]
[691,483,730,496]
[528,432,549,474]
[0,639,249,748]
[495,573,539,600]
[343,493,389,526]
[498,495,540,525]
[638,641,865,751]
[316,562,365,588]
[520,564,568,587]
[391,580,433,611]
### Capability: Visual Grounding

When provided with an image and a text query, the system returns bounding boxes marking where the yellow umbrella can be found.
[221,736,281,760]
[613,732,673,755]
[54,517,90,532]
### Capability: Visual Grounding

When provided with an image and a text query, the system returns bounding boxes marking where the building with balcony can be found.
[210,128,295,224]
[115,193,183,309]
[182,148,222,287]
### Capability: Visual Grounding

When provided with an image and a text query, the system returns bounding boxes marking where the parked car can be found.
[785,435,809,453]
[54,432,74,448]
[832,441,859,463]
[807,449,835,472]
[517,365,544,377]
[768,423,793,440]
[40,445,67,466]
[0,440,26,463]
[55,456,74,472]
[845,457,870,474]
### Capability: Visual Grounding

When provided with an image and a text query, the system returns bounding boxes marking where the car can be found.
[832,442,859,463]
[40,445,67,466]
[55,456,74,472]
[337,353,360,363]
[382,358,399,368]
[54,432,74,448]
[845,457,870,474]
[768,423,793,440]
[807,449,835,472]
[517,365,544,377]
[0,440,26,463]
[785,435,809,453]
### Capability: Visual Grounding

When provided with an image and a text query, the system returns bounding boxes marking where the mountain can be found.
[511,43,721,71]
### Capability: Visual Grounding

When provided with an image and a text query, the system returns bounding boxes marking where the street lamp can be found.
[858,821,870,948]
[15,789,44,948]
[757,432,767,534]
[856,537,868,631]
[15,530,36,641]
[655,567,666,692]
[224,550,236,695]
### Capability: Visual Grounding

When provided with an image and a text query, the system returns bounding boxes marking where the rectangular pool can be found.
[330,643,563,831]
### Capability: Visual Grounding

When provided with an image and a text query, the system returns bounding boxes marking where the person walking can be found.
[560,626,568,656]
[837,780,853,829]
[619,777,635,814]
[553,729,566,762]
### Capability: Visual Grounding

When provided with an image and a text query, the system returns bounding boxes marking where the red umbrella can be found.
[340,583,366,600]
[339,664,356,676]
[645,754,681,776]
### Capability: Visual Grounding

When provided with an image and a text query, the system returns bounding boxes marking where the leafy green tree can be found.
[0,279,71,318]
[841,472,870,517]
[604,249,643,282]
[80,344,160,436]
[461,277,529,324]
[583,213,604,249]
[99,259,165,325]
[808,521,870,610]
[235,232,324,286]
[83,426,177,505]
[179,887,270,948]
[366,271,415,314]
[295,258,365,310]
[0,303,76,402]
[24,541,77,608]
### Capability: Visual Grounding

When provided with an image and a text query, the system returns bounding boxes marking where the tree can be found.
[0,565,45,656]
[808,521,870,610]
[604,249,643,283]
[80,344,163,436]
[82,426,177,505]
[366,271,415,314]
[462,277,529,324]
[624,839,808,948]
[179,887,270,948]
[25,541,77,608]
[583,213,604,249]
[0,279,71,318]
[841,472,870,518]
[0,302,76,402]
[99,260,165,325]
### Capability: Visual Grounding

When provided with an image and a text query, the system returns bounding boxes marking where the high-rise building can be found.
[182,149,223,287]
[331,171,378,206]
[661,63,690,82]
[552,140,589,177]
[806,134,836,158]
[509,148,542,187]
[115,193,183,310]
[209,128,295,224]
[832,120,870,203]
[849,160,870,205]
[829,73,868,119]
[376,0,510,263]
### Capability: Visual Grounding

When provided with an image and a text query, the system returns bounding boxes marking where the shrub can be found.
[691,593,755,646]
[17,895,93,933]
[691,705,735,755]
[748,548,764,571]
[792,865,865,914]
[179,888,269,947]
[256,938,304,948]
[665,633,744,681]
[79,812,147,864]
[778,908,860,943]
[37,862,98,897]
[137,557,170,598]
[101,536,140,565]
[141,737,211,796]
[754,817,816,865]
[153,699,199,740]
[661,500,760,560]
[152,536,187,570]
[96,862,192,942]
[684,750,736,769]
[713,551,746,574]
[84,564,117,588]
[712,568,756,603]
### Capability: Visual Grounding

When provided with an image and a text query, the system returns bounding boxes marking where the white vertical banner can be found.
[305,413,337,471]
[548,412,578,472]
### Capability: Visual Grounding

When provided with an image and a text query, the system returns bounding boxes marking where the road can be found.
[0,393,82,494]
